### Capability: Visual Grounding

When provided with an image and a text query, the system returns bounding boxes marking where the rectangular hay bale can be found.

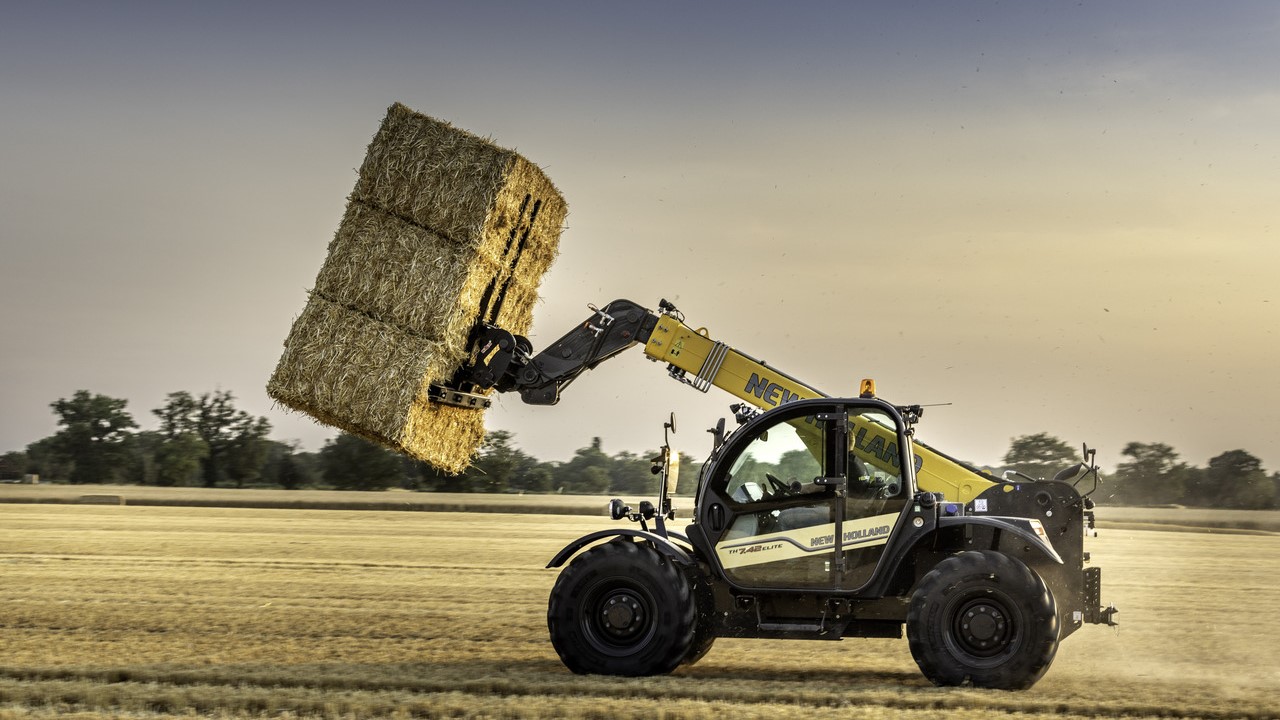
[311,201,507,357]
[267,294,484,474]
[337,103,567,347]
[269,102,567,473]
[352,103,568,252]
[312,195,562,353]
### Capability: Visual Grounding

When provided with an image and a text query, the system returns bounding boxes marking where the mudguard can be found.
[937,515,1063,564]
[546,529,695,569]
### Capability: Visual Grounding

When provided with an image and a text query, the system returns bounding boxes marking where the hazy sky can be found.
[2,2,1277,475]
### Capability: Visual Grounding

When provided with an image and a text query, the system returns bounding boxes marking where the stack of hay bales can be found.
[268,103,567,473]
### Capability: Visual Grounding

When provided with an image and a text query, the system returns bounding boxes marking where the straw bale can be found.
[480,155,567,336]
[351,103,567,250]
[401,394,487,475]
[266,295,481,473]
[324,103,567,350]
[312,201,506,356]
[269,102,568,473]
[354,104,567,285]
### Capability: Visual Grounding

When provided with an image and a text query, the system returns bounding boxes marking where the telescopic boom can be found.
[435,298,1000,503]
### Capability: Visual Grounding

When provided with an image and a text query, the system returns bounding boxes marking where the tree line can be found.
[1000,432,1277,510]
[0,390,679,496]
[1,390,1276,509]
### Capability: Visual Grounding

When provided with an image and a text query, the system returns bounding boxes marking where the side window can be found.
[717,415,835,589]
[847,410,907,503]
[842,409,910,588]
[724,417,823,505]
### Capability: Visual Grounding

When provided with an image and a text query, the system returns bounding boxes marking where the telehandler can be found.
[435,298,1117,689]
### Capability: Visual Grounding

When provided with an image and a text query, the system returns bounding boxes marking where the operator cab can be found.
[693,398,915,593]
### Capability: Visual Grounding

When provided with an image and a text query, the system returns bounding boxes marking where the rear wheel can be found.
[547,541,695,676]
[907,550,1059,690]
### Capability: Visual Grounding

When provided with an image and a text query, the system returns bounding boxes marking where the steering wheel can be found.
[765,472,791,497]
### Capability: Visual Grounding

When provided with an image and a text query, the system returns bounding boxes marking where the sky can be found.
[2,1,1278,474]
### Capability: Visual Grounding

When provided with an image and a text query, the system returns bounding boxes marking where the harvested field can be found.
[0,484,615,515]
[1,503,1277,719]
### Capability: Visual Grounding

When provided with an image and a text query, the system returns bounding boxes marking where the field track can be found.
[1,500,1277,719]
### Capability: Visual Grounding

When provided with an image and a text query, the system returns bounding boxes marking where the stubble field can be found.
[1,502,1277,719]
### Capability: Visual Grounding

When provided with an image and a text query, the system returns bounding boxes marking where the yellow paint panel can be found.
[645,316,996,504]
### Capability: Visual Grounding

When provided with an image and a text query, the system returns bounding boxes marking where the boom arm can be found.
[444,298,997,502]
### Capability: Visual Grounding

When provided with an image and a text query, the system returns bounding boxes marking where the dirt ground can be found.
[0,502,1276,719]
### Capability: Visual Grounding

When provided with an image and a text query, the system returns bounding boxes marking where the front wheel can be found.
[907,551,1059,690]
[547,540,695,676]
[681,563,717,666]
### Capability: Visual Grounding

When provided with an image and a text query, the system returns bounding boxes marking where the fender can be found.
[937,515,1064,565]
[545,529,695,569]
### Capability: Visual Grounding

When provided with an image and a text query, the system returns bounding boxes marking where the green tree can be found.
[775,448,823,485]
[731,452,764,485]
[153,390,271,487]
[121,430,160,485]
[1111,442,1189,506]
[415,459,469,492]
[0,451,27,480]
[555,438,613,493]
[257,440,315,490]
[609,450,657,496]
[1002,432,1077,481]
[512,463,554,493]
[407,431,537,493]
[50,390,137,484]
[319,433,404,490]
[287,450,323,489]
[674,453,703,496]
[273,453,305,490]
[224,419,272,487]
[466,430,527,493]
[153,392,199,439]
[1204,450,1273,509]
[24,436,73,482]
[1179,465,1209,506]
[154,432,210,487]
[574,465,612,494]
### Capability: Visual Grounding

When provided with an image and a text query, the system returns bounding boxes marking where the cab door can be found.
[698,399,911,592]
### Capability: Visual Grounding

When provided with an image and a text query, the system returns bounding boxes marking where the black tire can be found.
[547,541,695,676]
[681,563,717,666]
[907,551,1059,690]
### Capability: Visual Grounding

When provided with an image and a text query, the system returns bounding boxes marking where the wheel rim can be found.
[582,579,657,656]
[945,589,1021,663]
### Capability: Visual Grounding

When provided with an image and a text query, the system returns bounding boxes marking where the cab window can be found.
[724,417,824,506]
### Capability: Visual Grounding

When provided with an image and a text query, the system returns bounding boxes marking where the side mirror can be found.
[708,417,726,451]
[1052,462,1087,484]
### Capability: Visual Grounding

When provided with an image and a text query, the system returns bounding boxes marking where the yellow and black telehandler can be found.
[435,297,1117,689]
